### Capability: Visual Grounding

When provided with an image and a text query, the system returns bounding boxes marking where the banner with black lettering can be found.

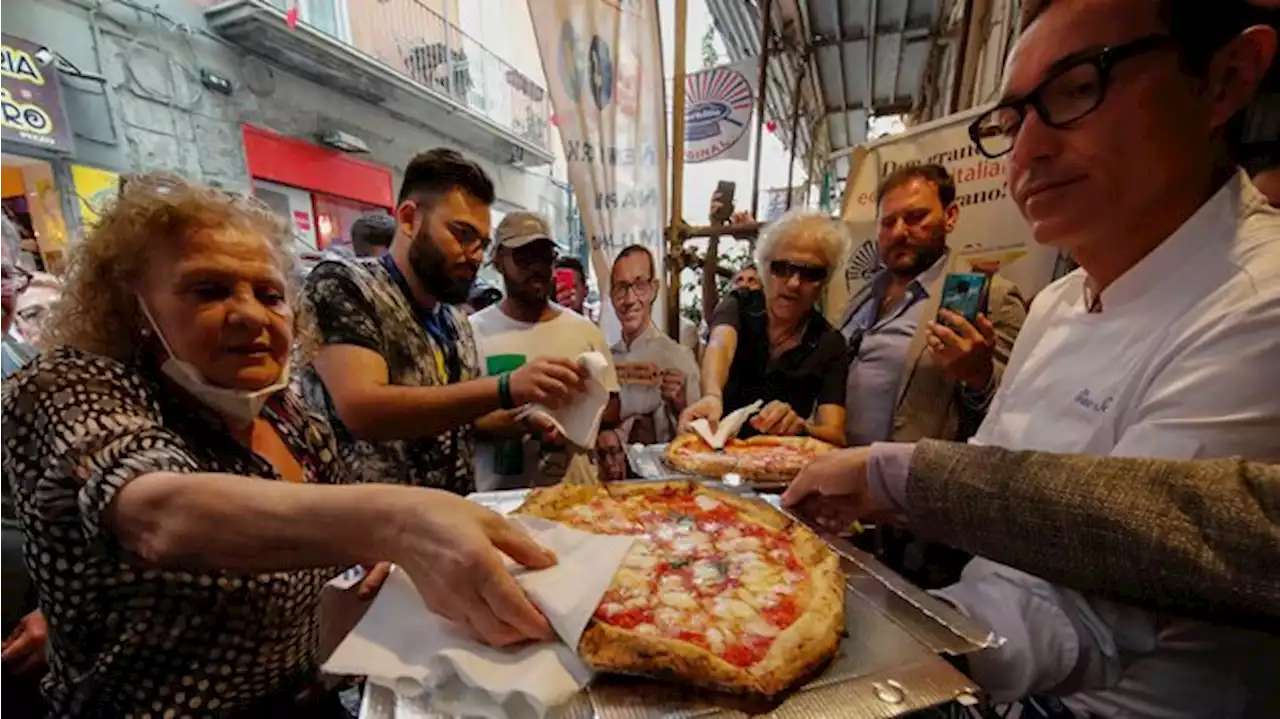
[828,106,1059,317]
[529,0,667,342]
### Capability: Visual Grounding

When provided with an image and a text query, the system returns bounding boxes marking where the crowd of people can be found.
[0,0,1278,717]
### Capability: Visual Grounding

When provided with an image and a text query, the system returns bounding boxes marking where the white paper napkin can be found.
[323,516,635,719]
[518,352,611,450]
[689,399,763,449]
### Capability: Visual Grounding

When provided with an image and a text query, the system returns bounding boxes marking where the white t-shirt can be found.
[942,173,1280,717]
[470,304,620,491]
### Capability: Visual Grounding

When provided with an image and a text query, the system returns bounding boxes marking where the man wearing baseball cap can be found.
[471,211,622,489]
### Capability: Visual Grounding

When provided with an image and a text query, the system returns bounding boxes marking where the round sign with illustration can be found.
[844,238,880,291]
[683,66,753,163]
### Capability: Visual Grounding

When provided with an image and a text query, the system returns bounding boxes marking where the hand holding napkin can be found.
[518,351,611,450]
[688,399,763,449]
[323,516,636,719]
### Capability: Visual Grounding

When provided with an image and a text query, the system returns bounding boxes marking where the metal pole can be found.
[804,114,825,209]
[950,0,978,113]
[784,53,808,211]
[667,0,690,341]
[748,0,774,217]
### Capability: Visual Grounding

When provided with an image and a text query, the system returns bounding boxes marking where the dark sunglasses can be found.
[769,260,828,284]
[508,241,559,266]
[968,34,1172,159]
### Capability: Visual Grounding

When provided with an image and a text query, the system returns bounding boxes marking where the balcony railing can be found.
[266,0,551,152]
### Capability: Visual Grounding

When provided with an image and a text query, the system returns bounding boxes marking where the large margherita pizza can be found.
[665,434,837,483]
[515,481,845,697]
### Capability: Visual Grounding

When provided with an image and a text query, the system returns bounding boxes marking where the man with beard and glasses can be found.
[303,150,588,491]
[790,1,1280,715]
[834,163,1027,588]
[470,212,621,489]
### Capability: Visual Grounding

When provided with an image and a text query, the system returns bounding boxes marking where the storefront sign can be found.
[829,106,1059,317]
[1,35,75,153]
[529,0,667,343]
[684,60,755,163]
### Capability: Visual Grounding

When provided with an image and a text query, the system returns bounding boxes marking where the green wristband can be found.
[498,371,515,409]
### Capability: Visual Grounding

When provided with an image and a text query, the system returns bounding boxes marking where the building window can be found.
[269,0,351,43]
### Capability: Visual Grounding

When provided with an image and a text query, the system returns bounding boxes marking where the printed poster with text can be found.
[529,0,668,343]
[829,106,1060,317]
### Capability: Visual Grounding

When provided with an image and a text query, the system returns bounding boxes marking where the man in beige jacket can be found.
[837,163,1027,586]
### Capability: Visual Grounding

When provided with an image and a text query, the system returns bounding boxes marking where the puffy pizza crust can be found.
[578,522,843,696]
[515,483,607,519]
[512,481,845,697]
[665,435,738,477]
[665,435,836,483]
[749,525,845,695]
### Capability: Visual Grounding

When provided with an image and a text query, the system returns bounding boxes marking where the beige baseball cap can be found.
[493,211,554,249]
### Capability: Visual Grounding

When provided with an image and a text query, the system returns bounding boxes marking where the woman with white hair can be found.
[678,210,850,446]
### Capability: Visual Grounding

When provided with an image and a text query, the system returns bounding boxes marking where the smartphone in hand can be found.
[938,272,991,325]
[711,180,736,224]
[555,267,577,302]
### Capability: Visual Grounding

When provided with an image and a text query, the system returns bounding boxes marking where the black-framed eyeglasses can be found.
[610,277,656,301]
[968,34,1172,159]
[448,220,490,250]
[1,264,32,294]
[769,259,828,284]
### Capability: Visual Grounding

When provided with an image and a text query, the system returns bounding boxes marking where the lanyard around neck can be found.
[380,254,462,383]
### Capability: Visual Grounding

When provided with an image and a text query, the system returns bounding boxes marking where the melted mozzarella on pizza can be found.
[591,488,815,669]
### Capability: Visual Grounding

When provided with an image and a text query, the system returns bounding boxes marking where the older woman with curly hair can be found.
[1,174,558,717]
[679,210,850,446]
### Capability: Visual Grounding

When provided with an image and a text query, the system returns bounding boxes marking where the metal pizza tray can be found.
[360,483,995,719]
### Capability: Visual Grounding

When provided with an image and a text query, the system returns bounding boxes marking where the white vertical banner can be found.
[683,59,756,163]
[530,0,668,343]
[828,107,1060,317]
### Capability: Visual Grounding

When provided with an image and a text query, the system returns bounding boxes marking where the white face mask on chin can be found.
[138,299,290,428]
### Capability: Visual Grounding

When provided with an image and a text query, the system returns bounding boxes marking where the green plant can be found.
[679,240,753,325]
[701,26,719,70]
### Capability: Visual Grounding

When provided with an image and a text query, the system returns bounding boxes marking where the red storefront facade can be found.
[241,124,394,254]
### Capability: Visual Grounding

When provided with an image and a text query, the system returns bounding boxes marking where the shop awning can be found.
[707,0,948,186]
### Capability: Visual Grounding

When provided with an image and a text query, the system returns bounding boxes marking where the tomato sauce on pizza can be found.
[516,481,845,696]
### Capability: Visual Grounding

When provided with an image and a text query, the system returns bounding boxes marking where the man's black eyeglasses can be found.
[449,221,489,250]
[769,260,828,284]
[968,34,1172,159]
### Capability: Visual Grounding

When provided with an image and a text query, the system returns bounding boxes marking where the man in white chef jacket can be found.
[788,1,1280,717]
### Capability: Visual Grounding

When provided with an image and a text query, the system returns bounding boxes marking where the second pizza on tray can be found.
[515,481,845,697]
[664,434,838,483]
